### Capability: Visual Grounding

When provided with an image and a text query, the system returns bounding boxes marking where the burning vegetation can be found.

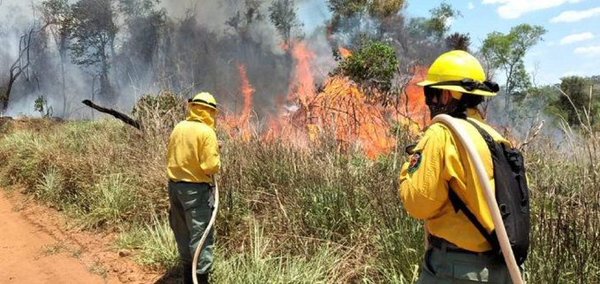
[218,40,426,159]
[1,1,600,283]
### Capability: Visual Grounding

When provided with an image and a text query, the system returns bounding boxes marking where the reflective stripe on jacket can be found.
[399,109,510,252]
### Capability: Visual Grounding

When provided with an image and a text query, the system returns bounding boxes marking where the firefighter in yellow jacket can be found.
[167,92,220,284]
[399,50,512,283]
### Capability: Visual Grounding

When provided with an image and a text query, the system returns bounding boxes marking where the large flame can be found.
[238,65,254,126]
[221,41,429,159]
[221,64,255,141]
[310,76,395,158]
[401,66,430,127]
[289,41,316,108]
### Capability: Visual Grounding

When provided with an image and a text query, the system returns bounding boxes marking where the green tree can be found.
[327,0,404,36]
[551,76,599,126]
[226,0,265,41]
[117,0,158,15]
[368,0,404,19]
[335,40,399,101]
[117,0,165,76]
[268,0,303,47]
[327,0,403,19]
[408,2,460,42]
[69,0,118,101]
[480,24,546,111]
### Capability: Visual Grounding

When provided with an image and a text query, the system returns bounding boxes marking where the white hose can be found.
[192,177,219,284]
[432,114,524,284]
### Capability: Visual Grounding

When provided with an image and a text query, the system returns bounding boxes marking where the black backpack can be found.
[448,118,530,265]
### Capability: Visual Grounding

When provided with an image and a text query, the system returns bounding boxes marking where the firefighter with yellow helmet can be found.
[167,92,220,284]
[398,50,517,283]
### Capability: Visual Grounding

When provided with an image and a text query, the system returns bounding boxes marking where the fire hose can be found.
[432,114,524,284]
[192,177,219,284]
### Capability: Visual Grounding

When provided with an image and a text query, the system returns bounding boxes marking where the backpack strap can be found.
[464,118,496,151]
[448,188,498,251]
[447,118,500,251]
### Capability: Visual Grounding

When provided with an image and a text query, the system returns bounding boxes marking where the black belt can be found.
[169,180,211,185]
[428,235,495,256]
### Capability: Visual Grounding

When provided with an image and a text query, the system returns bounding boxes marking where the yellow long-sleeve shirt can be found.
[399,109,509,252]
[167,104,220,184]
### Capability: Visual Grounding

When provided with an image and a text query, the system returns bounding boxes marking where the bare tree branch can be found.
[81,100,141,129]
[2,29,34,111]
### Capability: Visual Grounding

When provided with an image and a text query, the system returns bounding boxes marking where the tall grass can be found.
[117,215,179,270]
[0,110,598,283]
[213,218,352,283]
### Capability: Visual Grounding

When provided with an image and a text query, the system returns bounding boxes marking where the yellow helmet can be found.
[189,92,218,110]
[417,50,499,96]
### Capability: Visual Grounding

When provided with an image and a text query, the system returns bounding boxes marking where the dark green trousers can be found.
[168,181,214,282]
[418,246,512,283]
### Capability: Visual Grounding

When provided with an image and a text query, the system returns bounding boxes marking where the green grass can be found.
[0,117,598,283]
[117,215,179,270]
[83,174,138,228]
[213,219,352,284]
[35,167,64,206]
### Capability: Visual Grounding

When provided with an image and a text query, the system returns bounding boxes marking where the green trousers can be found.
[168,181,215,281]
[417,246,512,283]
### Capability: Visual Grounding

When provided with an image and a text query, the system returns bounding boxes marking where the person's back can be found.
[168,119,219,184]
[167,92,220,284]
[401,111,510,253]
[398,50,521,283]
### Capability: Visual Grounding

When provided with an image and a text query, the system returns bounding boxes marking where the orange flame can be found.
[221,41,431,159]
[314,76,396,158]
[401,66,430,127]
[238,64,254,126]
[289,41,316,108]
[339,47,352,58]
[220,64,255,141]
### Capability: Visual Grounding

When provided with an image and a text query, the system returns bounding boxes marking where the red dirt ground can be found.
[0,189,169,283]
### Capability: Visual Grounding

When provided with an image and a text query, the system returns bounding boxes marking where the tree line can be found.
[0,0,596,129]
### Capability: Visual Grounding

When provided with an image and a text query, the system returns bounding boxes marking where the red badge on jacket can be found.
[408,152,422,174]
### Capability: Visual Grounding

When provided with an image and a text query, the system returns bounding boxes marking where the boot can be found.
[182,264,193,284]
[197,273,210,284]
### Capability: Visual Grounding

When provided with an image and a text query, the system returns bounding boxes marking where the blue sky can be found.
[405,0,600,85]
[298,0,600,85]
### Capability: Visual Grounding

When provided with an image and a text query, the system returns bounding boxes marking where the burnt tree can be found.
[1,29,33,112]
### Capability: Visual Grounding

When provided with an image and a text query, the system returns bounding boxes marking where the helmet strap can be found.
[427,79,499,93]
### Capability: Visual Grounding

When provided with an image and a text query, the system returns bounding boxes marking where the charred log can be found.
[81,100,140,129]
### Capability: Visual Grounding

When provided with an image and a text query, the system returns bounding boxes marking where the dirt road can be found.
[0,190,162,284]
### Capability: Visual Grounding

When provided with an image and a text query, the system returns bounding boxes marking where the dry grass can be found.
[0,94,598,282]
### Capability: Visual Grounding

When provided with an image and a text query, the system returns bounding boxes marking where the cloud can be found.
[574,45,600,56]
[551,7,600,23]
[560,32,594,45]
[482,0,582,19]
[468,2,475,10]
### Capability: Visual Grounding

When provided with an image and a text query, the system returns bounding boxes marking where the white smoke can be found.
[0,0,340,118]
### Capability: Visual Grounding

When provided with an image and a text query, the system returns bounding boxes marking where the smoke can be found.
[0,0,461,123]
[0,0,345,119]
[159,0,284,54]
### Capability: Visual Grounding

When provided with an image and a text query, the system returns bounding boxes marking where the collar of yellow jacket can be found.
[466,108,485,121]
[186,104,216,129]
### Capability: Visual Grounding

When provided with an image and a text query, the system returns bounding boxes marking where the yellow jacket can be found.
[167,104,220,184]
[399,109,509,252]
